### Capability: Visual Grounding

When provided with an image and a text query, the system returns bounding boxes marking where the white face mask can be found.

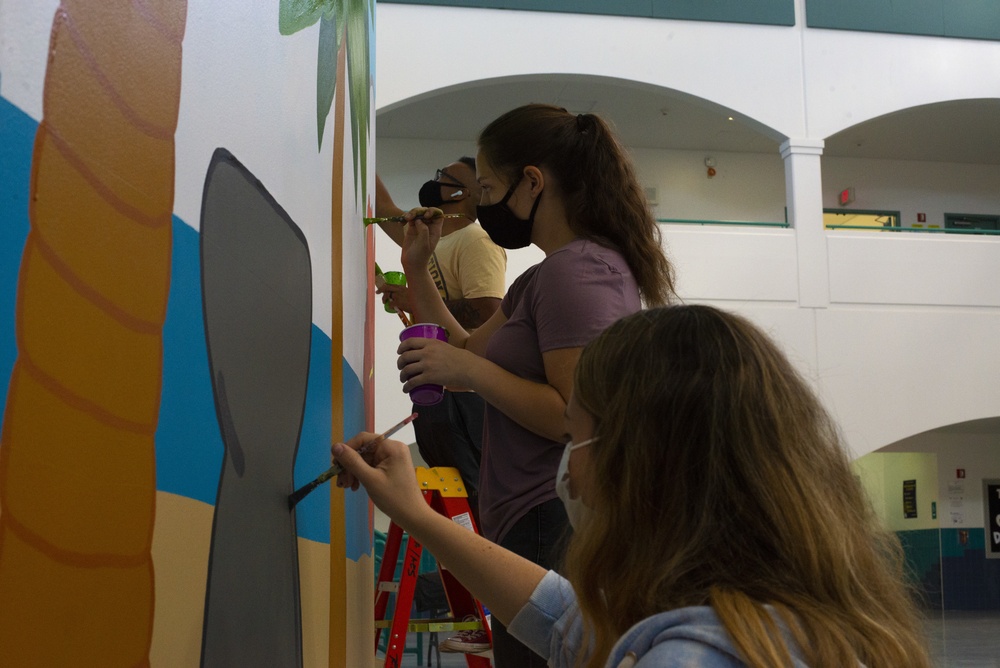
[555,436,598,530]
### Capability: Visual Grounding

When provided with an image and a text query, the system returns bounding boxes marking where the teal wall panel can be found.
[515,0,651,16]
[651,0,794,26]
[945,0,1000,40]
[808,0,943,35]
[378,0,795,26]
[897,528,942,608]
[806,0,1000,41]
[941,526,986,558]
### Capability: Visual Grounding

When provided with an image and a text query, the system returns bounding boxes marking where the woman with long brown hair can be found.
[388,103,674,664]
[336,305,931,667]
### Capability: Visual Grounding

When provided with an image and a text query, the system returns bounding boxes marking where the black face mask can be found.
[476,181,541,250]
[418,180,446,208]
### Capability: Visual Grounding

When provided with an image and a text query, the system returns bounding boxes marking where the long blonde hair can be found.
[567,306,930,668]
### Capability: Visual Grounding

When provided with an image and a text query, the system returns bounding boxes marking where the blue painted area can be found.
[155,219,226,504]
[341,360,371,560]
[290,333,335,543]
[289,351,369,553]
[0,96,34,415]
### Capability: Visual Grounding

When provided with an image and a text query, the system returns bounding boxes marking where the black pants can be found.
[491,498,571,668]
[413,390,485,526]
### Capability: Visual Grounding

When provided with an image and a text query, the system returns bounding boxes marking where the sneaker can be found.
[439,615,491,654]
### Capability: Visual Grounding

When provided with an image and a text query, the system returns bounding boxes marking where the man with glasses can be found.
[374,158,506,531]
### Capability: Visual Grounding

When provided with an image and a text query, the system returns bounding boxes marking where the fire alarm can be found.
[707,167,716,178]
[838,187,855,206]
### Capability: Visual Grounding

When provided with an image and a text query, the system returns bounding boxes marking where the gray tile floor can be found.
[386,609,1000,667]
[924,609,1000,668]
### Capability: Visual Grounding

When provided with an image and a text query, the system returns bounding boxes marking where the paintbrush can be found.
[364,213,466,226]
[288,413,418,509]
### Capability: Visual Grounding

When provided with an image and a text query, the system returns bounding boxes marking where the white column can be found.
[781,138,828,308]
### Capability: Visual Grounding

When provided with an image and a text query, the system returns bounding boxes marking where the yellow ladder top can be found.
[414,466,469,498]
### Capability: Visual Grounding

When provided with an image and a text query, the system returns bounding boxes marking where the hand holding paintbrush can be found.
[288,413,418,508]
[374,263,411,327]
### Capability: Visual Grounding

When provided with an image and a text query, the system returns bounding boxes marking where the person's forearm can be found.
[405,264,471,348]
[444,296,501,330]
[374,174,406,246]
[458,355,568,442]
[401,504,546,626]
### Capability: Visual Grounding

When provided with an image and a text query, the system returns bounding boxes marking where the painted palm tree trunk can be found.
[0,0,185,665]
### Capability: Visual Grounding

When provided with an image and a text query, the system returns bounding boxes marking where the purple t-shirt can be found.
[480,239,642,543]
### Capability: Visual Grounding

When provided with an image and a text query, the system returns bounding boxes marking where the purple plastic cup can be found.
[399,323,449,405]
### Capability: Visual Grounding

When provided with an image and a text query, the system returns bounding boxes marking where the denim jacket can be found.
[508,571,811,667]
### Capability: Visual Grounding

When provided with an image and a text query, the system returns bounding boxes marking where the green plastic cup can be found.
[382,271,407,313]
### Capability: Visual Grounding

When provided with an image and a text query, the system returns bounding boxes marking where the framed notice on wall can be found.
[903,479,917,519]
[985,479,1000,559]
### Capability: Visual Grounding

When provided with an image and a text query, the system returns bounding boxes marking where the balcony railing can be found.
[826,225,1000,236]
[658,218,789,228]
[658,220,1000,235]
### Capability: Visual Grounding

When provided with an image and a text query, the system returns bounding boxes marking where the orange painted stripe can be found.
[329,35,348,668]
[40,127,171,230]
[30,231,163,334]
[131,0,186,45]
[15,356,158,435]
[0,509,152,570]
[57,8,175,141]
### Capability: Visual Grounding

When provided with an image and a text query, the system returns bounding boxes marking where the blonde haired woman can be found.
[336,305,931,667]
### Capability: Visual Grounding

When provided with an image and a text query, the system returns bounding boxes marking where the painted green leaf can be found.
[346,0,372,202]
[281,0,374,205]
[279,0,333,35]
[316,15,337,149]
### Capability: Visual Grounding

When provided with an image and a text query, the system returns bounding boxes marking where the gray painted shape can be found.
[199,148,312,667]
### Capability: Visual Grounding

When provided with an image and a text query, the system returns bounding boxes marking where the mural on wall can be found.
[0,0,186,664]
[0,0,375,666]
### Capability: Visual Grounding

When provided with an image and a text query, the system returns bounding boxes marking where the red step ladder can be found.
[375,466,493,667]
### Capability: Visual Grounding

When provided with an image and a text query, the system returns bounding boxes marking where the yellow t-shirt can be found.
[427,223,506,302]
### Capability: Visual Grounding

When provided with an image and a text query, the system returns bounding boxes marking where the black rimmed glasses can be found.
[435,169,466,189]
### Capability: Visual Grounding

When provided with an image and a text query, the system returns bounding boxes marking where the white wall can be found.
[372,4,1000,459]
[632,147,787,223]
[375,132,1000,457]
[375,4,1000,142]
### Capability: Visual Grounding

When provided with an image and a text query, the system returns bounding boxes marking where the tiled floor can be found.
[924,609,1000,668]
[386,609,1000,667]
